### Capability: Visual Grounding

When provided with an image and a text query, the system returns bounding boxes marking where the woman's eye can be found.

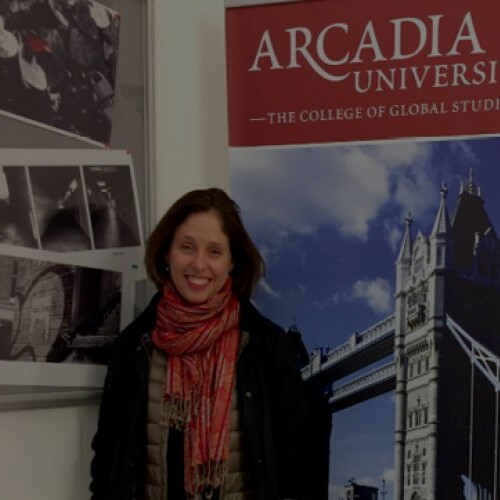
[209,248,223,256]
[180,243,193,251]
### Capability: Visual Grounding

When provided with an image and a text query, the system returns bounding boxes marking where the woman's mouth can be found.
[187,276,210,287]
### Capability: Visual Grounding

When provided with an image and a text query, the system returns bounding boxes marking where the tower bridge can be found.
[300,172,500,500]
[302,313,395,388]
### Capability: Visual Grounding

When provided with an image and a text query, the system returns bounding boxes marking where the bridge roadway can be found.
[328,361,396,411]
[301,313,396,388]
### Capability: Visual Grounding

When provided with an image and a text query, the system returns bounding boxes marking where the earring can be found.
[165,263,170,272]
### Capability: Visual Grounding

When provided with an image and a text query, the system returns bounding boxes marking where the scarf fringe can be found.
[188,461,227,496]
[160,394,196,429]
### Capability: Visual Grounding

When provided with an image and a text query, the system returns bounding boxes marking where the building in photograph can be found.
[0,256,121,364]
[304,171,500,500]
[394,172,500,500]
[344,479,378,500]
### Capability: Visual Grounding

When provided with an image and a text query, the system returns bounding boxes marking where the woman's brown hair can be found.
[145,188,265,299]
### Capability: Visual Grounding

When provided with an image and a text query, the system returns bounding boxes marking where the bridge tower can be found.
[394,172,500,499]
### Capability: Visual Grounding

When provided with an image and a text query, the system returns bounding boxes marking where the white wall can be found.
[0,1,229,498]
[0,405,98,500]
[150,0,230,221]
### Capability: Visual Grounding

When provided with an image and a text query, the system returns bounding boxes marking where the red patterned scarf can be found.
[151,278,240,495]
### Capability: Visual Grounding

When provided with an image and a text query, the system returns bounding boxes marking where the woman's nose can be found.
[192,251,207,270]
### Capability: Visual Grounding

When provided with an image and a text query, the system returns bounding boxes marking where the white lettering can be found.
[247,12,488,88]
[316,23,350,66]
[351,21,386,63]
[391,17,427,60]
[448,12,485,56]
[249,30,283,71]
[429,15,444,57]
[287,27,349,81]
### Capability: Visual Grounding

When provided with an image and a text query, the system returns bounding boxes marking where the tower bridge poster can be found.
[226,1,500,499]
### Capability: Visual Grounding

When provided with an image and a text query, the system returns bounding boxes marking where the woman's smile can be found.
[186,276,210,286]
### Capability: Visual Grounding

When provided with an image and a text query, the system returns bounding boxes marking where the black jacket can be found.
[90,295,310,500]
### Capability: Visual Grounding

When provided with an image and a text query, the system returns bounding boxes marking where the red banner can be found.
[226,0,500,146]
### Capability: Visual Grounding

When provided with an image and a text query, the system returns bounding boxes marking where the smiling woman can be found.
[90,187,311,500]
[167,210,234,305]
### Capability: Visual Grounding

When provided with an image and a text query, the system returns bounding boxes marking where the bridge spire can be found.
[460,167,481,197]
[431,181,450,238]
[396,212,412,292]
[396,212,412,264]
[429,181,452,271]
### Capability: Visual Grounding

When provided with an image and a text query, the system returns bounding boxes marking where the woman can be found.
[90,188,309,500]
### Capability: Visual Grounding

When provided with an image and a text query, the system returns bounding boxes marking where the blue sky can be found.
[230,136,500,499]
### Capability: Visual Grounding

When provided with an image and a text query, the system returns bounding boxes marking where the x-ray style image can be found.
[0,0,120,144]
[0,254,122,365]
[0,165,37,248]
[29,165,92,251]
[83,164,141,249]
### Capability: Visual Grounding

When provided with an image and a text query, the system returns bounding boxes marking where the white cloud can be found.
[258,244,273,264]
[450,141,478,164]
[231,141,434,242]
[313,291,341,310]
[258,278,281,299]
[313,277,393,314]
[393,162,436,221]
[384,220,403,253]
[348,278,393,315]
[356,475,378,487]
[288,283,306,298]
[382,467,395,484]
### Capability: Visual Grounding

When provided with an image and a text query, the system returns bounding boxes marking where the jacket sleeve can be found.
[264,321,311,499]
[90,294,159,500]
[89,335,144,500]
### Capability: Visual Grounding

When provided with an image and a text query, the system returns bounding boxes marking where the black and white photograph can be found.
[29,165,92,251]
[83,164,141,249]
[0,165,37,248]
[0,150,143,384]
[0,0,120,144]
[0,253,122,365]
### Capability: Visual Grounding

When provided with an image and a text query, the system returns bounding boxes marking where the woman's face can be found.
[167,210,233,304]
